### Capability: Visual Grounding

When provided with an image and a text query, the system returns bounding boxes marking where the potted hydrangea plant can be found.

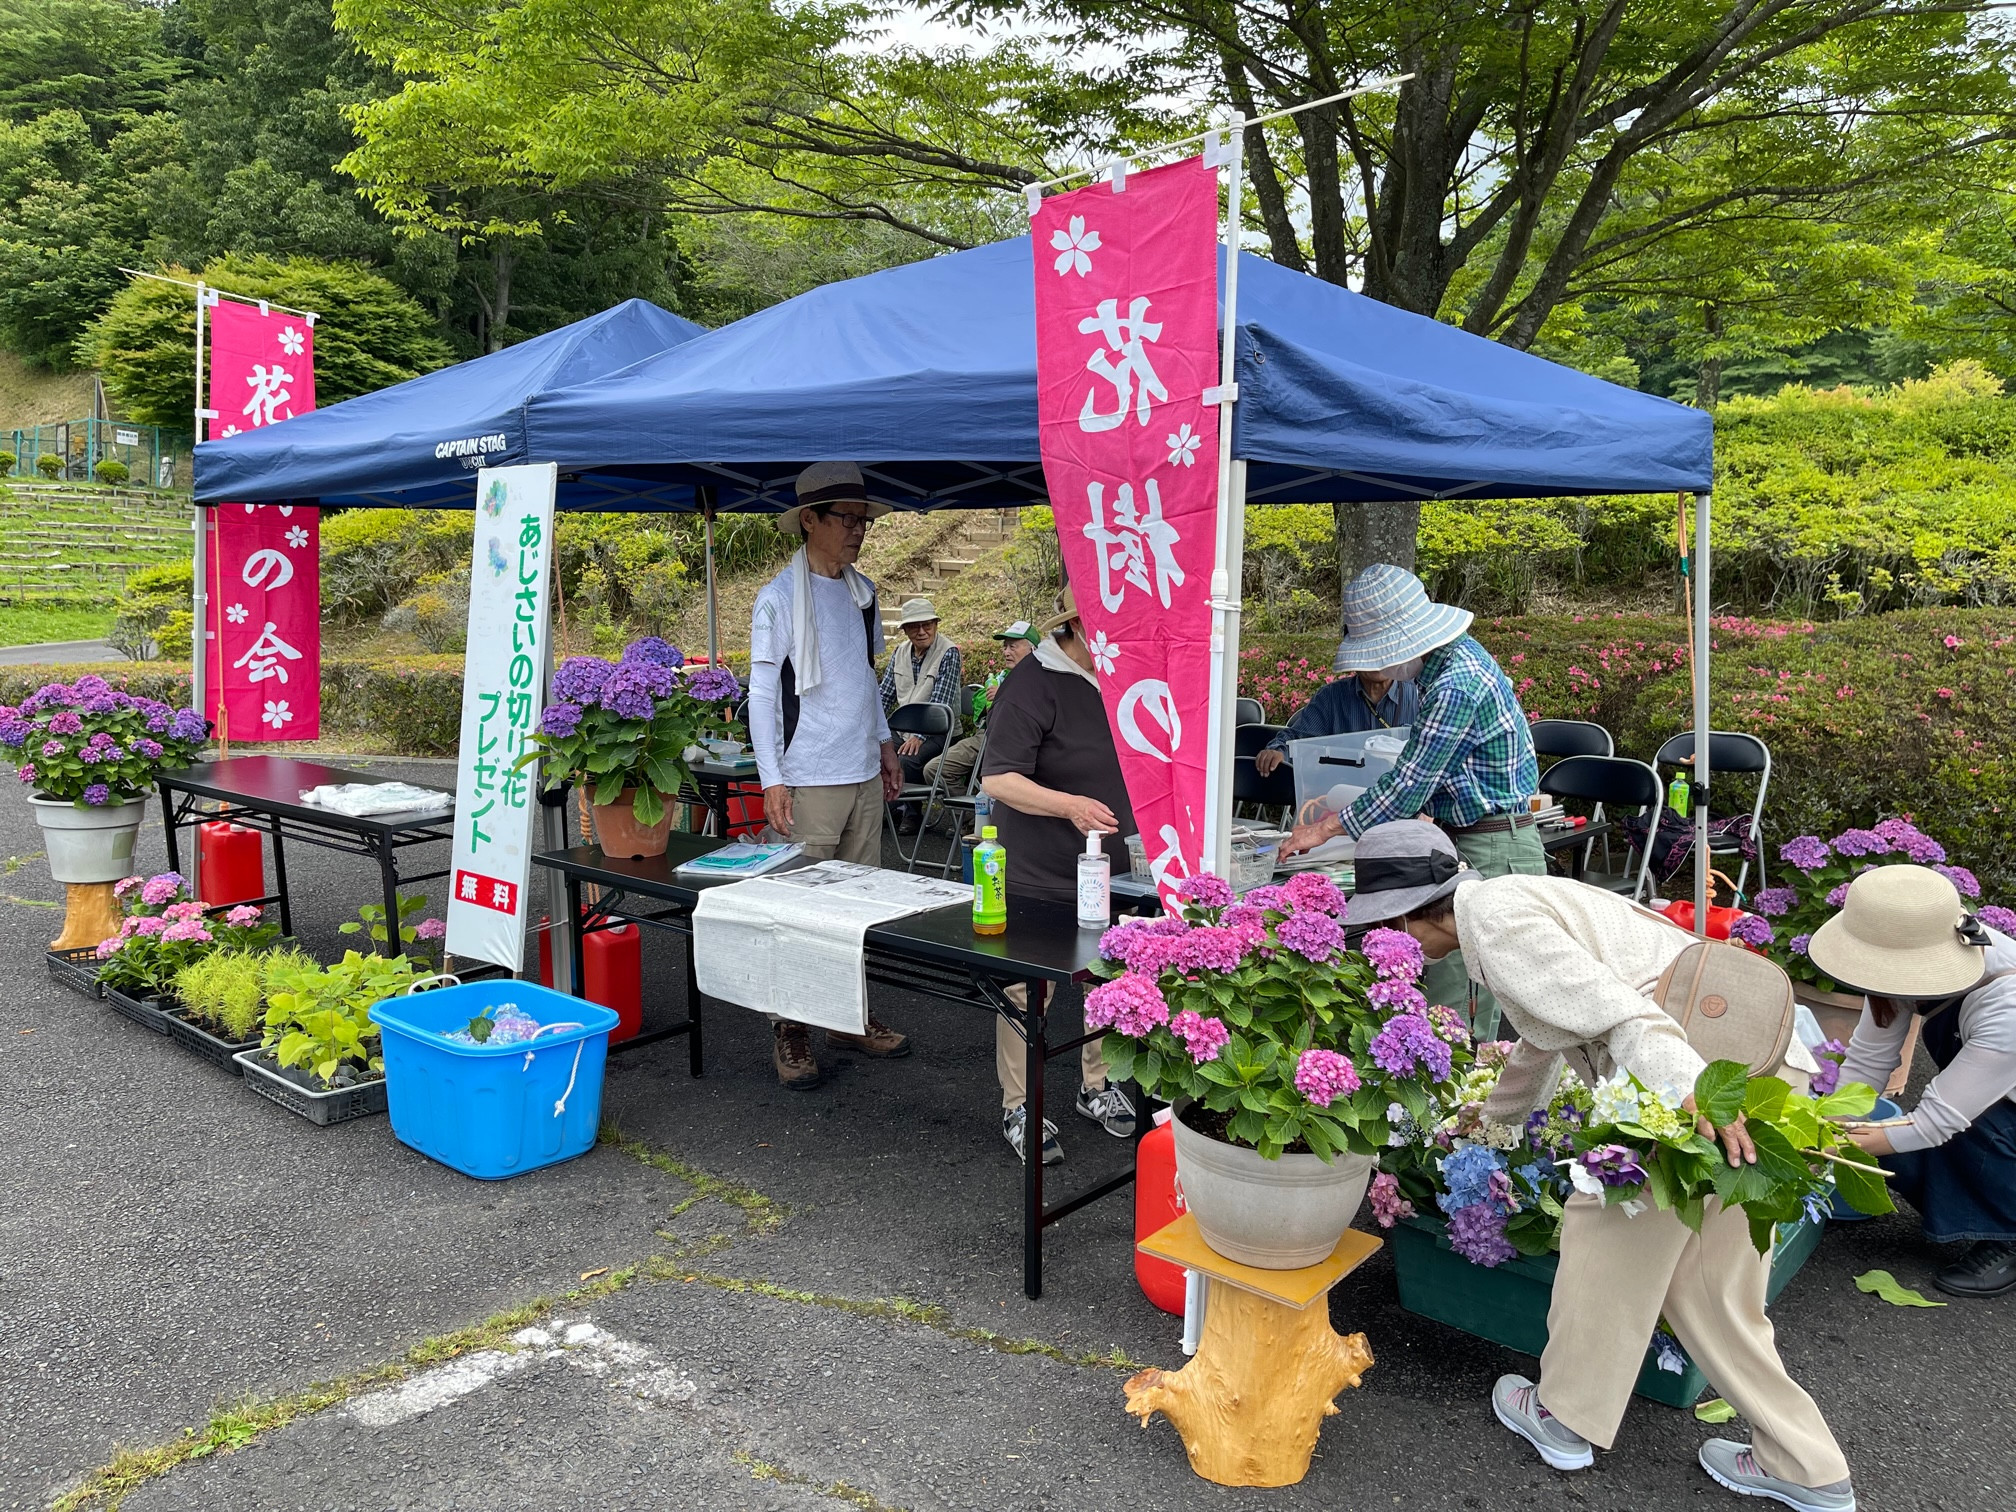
[0,676,206,949]
[1089,874,1468,1269]
[519,638,743,858]
[94,872,276,1030]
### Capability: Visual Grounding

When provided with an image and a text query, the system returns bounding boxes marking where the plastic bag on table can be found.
[298,781,452,817]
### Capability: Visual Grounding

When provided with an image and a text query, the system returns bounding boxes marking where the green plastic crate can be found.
[1390,1212,1826,1408]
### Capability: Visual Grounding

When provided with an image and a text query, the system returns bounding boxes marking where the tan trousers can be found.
[1539,1194,1849,1487]
[788,778,883,865]
[995,982,1109,1112]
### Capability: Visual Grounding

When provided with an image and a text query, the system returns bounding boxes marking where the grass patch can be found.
[0,603,115,647]
[733,1449,913,1512]
[602,1122,790,1235]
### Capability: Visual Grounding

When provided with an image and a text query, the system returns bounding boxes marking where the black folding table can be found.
[532,836,1141,1300]
[155,756,457,954]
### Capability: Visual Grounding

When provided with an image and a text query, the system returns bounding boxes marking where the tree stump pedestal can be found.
[50,882,121,953]
[1125,1213,1380,1487]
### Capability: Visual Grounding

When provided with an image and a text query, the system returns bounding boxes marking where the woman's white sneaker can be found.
[1491,1375,1593,1470]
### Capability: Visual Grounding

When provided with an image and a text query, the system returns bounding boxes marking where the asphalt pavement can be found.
[1,758,2006,1511]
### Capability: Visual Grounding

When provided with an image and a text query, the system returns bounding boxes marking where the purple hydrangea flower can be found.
[1369,1012,1452,1081]
[1293,1048,1361,1106]
[81,694,119,716]
[144,707,172,734]
[1789,932,1813,955]
[1096,915,1190,974]
[1978,906,2016,937]
[550,656,617,706]
[685,665,742,704]
[1084,973,1171,1036]
[1752,887,1799,918]
[1446,1201,1516,1267]
[1369,977,1428,1013]
[130,737,163,759]
[1809,1039,1848,1097]
[16,763,36,783]
[1580,1144,1648,1187]
[1361,927,1425,982]
[1934,864,1981,899]
[46,711,83,735]
[622,637,685,668]
[77,745,106,764]
[1178,873,1233,909]
[0,718,30,747]
[40,740,64,759]
[81,783,110,806]
[1728,913,1774,947]
[1276,908,1343,962]
[1831,828,1889,858]
[538,702,583,738]
[1780,836,1830,872]
[599,662,675,721]
[168,710,207,742]
[1825,882,1851,909]
[1169,1010,1230,1064]
[1895,830,1947,864]
[72,675,109,696]
[1282,870,1346,917]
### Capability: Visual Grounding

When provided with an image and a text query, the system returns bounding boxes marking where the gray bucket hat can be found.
[1333,564,1473,672]
[1346,819,1483,926]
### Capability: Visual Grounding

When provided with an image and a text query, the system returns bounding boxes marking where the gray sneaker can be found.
[1492,1374,1593,1470]
[1699,1440,1855,1512]
[1075,1081,1137,1138]
[1003,1104,1063,1165]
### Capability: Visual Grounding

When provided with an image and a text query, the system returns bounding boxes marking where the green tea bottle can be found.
[973,825,1007,936]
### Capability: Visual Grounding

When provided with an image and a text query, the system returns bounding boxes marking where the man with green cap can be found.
[1280,563,1541,1034]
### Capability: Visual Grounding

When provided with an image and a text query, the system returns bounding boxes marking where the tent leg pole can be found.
[704,498,719,666]
[1201,111,1247,884]
[1693,491,1712,934]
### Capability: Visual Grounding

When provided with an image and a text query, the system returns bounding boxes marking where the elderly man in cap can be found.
[748,462,910,1089]
[1251,635,1420,777]
[1814,866,2016,1299]
[880,596,963,833]
[1280,564,1541,1035]
[924,620,1040,819]
[1351,820,1850,1512]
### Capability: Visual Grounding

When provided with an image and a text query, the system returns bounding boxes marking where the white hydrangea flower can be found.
[1590,1071,1642,1126]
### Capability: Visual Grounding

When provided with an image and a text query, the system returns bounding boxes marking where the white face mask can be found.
[1379,656,1425,683]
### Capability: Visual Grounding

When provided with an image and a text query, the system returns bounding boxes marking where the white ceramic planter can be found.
[1171,1107,1375,1269]
[30,793,149,884]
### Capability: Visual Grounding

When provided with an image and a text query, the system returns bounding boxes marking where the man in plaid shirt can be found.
[1282,565,1541,1033]
[881,596,963,833]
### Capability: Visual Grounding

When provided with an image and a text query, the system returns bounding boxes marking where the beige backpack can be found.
[1653,937,1797,1076]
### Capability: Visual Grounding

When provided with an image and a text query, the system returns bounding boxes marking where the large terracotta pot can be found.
[1797,984,1916,1097]
[30,793,148,883]
[593,789,673,859]
[1171,1105,1374,1269]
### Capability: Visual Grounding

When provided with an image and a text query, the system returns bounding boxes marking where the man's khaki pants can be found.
[995,983,1109,1112]
[788,779,883,865]
[1538,1193,1850,1488]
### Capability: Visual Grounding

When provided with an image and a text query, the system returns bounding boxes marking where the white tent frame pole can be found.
[1201,113,1248,883]
[192,282,210,721]
[1693,490,1712,935]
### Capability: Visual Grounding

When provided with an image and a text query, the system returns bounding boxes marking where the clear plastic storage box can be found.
[1288,728,1411,828]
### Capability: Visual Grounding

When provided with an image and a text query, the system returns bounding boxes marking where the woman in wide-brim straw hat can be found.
[1279,563,1543,1039]
[1815,864,2016,1299]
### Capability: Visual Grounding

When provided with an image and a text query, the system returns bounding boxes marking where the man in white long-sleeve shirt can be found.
[747,462,909,1089]
[1813,864,2016,1298]
[1348,821,1853,1512]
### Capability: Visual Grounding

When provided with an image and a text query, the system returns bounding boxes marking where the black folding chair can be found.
[1531,719,1615,759]
[1539,754,1665,900]
[1233,723,1296,827]
[884,701,956,871]
[1653,731,1772,894]
[1235,696,1266,728]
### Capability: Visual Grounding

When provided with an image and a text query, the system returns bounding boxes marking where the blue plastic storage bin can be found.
[372,980,620,1180]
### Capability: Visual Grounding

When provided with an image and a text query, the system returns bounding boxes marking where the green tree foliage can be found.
[0,0,182,145]
[77,253,453,424]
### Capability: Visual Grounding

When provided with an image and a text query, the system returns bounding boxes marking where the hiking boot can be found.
[827,1016,911,1058]
[1934,1239,2016,1298]
[773,1021,822,1090]
[1698,1440,1855,1512]
[1075,1081,1137,1138]
[1003,1104,1063,1165]
[1491,1374,1593,1471]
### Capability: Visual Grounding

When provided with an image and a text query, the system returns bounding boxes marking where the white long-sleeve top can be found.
[748,567,888,791]
[1457,875,1710,1116]
[1837,927,2016,1153]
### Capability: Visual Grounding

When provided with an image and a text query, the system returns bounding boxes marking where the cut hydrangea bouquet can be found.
[1087,877,1469,1162]
[0,675,205,806]
[94,871,278,998]
[1379,1046,1896,1268]
[518,637,744,827]
[1749,818,2013,990]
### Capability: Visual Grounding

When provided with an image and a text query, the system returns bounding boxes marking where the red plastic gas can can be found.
[537,916,643,1043]
[1134,1118,1188,1316]
[198,822,264,906]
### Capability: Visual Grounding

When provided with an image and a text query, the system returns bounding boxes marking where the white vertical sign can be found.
[445,463,558,971]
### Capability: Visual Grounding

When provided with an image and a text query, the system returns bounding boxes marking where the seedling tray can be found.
[234,1048,387,1125]
[104,985,175,1035]
[163,1009,260,1074]
[45,946,104,1000]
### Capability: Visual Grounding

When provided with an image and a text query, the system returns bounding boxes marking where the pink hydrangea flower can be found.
[1169,1010,1230,1064]
[1173,925,1253,974]
[1282,871,1346,917]
[1084,973,1171,1037]
[225,905,263,927]
[1177,873,1234,910]
[1293,1048,1360,1106]
[160,920,212,944]
[112,875,143,899]
[1368,1171,1415,1229]
[139,873,185,907]
[130,916,168,938]
[94,938,121,960]
[415,918,447,940]
[162,900,205,922]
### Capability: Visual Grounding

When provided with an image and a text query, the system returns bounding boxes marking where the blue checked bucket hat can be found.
[1333,564,1474,672]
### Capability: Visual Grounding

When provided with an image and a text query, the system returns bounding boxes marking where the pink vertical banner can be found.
[206,297,321,741]
[1031,158,1222,898]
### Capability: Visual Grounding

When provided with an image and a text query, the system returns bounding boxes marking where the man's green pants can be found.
[1418,822,1547,1040]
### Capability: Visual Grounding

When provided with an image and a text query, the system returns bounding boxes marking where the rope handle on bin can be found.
[403,973,463,995]
[514,1021,590,1118]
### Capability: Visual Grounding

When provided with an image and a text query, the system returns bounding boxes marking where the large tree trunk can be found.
[1334,501,1423,634]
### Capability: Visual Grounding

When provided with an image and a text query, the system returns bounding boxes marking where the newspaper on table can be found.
[691,862,972,1033]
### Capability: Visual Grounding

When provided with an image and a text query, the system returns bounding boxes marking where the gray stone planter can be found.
[30,793,148,884]
[1171,1107,1375,1269]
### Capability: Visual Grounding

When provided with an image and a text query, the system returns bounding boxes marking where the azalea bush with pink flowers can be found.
[94,872,277,997]
[1087,876,1470,1161]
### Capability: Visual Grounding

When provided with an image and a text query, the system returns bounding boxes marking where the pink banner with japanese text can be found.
[1031,157,1221,898]
[206,296,320,742]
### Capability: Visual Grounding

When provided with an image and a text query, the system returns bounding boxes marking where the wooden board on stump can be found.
[1125,1214,1379,1487]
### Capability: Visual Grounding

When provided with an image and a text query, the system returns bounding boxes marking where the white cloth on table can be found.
[749,558,888,792]
[691,875,913,1034]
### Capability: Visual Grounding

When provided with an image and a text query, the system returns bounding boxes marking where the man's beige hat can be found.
[895,596,940,628]
[1036,582,1081,638]
[1807,864,1987,998]
[775,461,892,538]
